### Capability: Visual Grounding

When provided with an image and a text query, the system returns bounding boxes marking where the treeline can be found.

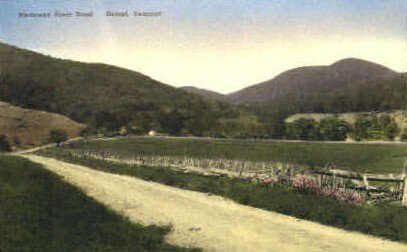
[260,74,405,115]
[255,74,405,139]
[284,114,404,141]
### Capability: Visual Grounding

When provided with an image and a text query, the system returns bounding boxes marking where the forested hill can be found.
[0,42,254,136]
[180,86,227,101]
[227,58,405,114]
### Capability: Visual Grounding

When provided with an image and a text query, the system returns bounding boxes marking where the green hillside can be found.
[228,58,405,114]
[0,43,258,136]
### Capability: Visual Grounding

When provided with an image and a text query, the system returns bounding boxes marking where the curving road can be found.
[24,154,407,252]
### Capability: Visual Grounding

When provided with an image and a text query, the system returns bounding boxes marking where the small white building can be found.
[148,130,157,136]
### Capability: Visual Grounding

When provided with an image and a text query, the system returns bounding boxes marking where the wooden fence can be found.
[64,147,407,206]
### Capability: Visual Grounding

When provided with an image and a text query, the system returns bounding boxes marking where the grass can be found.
[0,155,199,251]
[38,149,407,243]
[73,137,406,174]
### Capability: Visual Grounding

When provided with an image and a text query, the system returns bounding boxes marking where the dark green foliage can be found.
[49,129,68,146]
[353,117,372,140]
[38,149,407,243]
[0,155,198,251]
[285,117,351,141]
[385,122,398,141]
[79,126,96,138]
[353,115,399,141]
[0,135,12,152]
[317,117,351,141]
[285,118,319,140]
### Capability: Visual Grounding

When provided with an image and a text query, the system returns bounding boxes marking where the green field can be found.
[73,137,406,174]
[0,155,197,251]
[36,149,407,243]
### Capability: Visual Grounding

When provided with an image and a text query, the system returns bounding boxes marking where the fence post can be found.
[363,175,369,190]
[318,174,322,188]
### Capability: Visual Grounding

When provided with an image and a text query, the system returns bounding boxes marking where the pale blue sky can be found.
[0,0,405,93]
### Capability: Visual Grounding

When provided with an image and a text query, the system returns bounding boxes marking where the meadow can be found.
[37,149,407,243]
[72,137,406,174]
[0,155,198,251]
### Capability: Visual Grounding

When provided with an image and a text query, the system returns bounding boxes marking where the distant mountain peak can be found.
[226,58,400,108]
[332,57,371,65]
[330,58,395,73]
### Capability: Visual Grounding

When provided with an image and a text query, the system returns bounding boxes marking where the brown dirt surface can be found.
[23,154,407,252]
[0,102,85,149]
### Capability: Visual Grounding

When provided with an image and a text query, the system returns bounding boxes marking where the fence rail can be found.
[61,147,407,206]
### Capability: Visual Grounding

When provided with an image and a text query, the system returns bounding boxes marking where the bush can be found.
[285,117,351,141]
[49,129,68,146]
[353,117,372,140]
[385,122,398,141]
[353,115,399,141]
[79,126,95,138]
[317,117,351,141]
[285,118,319,140]
[0,134,12,152]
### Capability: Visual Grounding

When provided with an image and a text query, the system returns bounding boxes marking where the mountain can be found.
[227,58,404,114]
[0,102,85,149]
[180,86,226,101]
[0,42,253,136]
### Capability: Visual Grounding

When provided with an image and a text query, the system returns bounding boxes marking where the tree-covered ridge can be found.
[0,42,258,136]
[227,58,405,114]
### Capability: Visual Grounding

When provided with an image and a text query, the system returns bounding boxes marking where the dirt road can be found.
[24,155,407,252]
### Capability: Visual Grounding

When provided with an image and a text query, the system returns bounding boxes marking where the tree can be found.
[0,135,12,152]
[159,109,185,136]
[377,115,392,129]
[285,118,318,140]
[79,126,94,139]
[385,122,398,141]
[353,117,372,141]
[318,117,351,141]
[50,129,68,146]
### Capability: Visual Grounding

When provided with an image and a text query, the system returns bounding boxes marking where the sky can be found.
[0,0,406,94]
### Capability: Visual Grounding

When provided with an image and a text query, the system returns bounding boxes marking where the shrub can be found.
[0,134,12,152]
[353,117,372,140]
[79,126,95,138]
[49,129,68,146]
[285,118,319,140]
[318,117,351,141]
[385,122,398,141]
[291,175,318,191]
[291,175,365,205]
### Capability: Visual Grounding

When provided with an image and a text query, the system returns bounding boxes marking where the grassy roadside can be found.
[38,149,407,243]
[72,137,407,173]
[0,155,199,251]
